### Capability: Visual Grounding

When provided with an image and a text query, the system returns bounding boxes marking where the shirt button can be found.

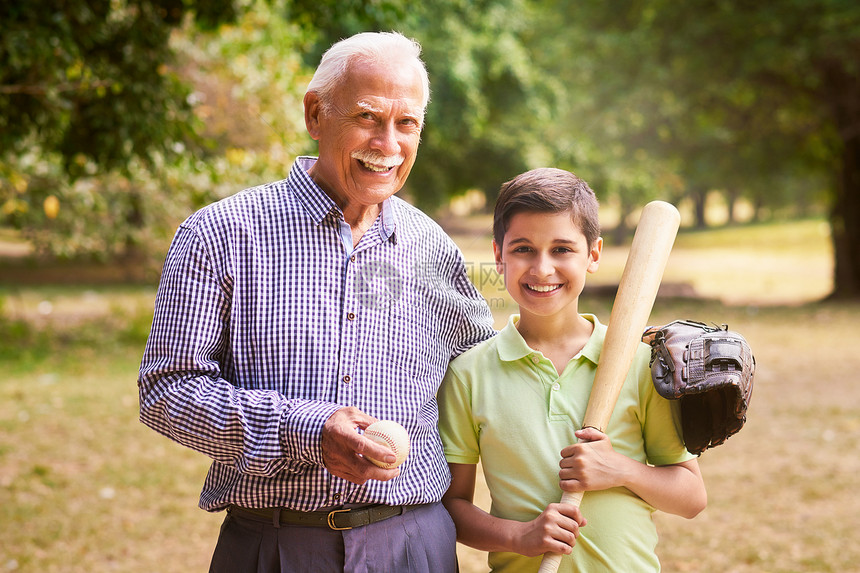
[531,355,540,364]
[342,375,351,384]
[333,493,341,501]
[347,312,356,321]
[350,255,356,262]
[552,383,561,391]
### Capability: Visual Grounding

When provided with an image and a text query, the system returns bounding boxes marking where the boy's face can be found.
[493,210,602,320]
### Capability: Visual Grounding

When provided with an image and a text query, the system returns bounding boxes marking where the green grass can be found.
[0,324,222,573]
[673,218,832,252]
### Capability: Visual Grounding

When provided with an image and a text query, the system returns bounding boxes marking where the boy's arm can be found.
[442,463,586,557]
[558,428,707,519]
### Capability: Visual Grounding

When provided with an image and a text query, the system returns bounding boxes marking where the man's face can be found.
[305,57,425,211]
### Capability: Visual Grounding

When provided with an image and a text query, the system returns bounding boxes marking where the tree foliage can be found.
[2,1,207,176]
[3,0,860,297]
[0,0,238,263]
[407,0,557,207]
[532,0,860,296]
[0,1,313,263]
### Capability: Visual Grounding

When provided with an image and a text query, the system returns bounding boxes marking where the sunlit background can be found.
[2,1,859,571]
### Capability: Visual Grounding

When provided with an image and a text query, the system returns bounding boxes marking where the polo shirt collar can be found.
[496,313,605,365]
[289,156,398,242]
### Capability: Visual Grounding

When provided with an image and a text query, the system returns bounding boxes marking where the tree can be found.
[0,0,248,262]
[0,0,242,176]
[9,0,856,299]
[537,0,860,298]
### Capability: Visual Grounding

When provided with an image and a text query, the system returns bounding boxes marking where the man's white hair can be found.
[306,31,430,113]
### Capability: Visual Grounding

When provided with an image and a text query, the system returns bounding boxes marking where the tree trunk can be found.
[612,196,632,246]
[830,136,860,299]
[691,188,707,229]
[726,189,739,224]
[752,196,764,223]
[823,61,860,299]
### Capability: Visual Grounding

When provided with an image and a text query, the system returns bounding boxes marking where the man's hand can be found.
[321,407,400,484]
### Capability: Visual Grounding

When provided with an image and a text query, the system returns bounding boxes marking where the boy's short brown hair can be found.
[493,167,600,247]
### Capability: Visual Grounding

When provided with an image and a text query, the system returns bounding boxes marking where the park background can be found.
[2,2,859,572]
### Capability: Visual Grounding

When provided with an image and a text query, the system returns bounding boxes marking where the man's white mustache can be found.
[351,150,404,168]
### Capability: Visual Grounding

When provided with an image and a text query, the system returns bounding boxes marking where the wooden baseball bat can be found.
[538,200,681,573]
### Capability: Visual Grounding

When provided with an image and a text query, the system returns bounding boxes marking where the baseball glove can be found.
[642,320,755,455]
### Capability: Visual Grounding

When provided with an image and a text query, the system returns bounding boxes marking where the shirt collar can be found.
[290,156,397,242]
[496,313,605,365]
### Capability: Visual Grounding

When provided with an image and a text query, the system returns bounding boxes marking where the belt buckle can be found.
[326,508,353,531]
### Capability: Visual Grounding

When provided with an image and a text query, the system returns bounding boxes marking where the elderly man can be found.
[137,31,495,572]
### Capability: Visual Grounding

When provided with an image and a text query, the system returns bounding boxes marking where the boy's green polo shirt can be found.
[438,314,693,572]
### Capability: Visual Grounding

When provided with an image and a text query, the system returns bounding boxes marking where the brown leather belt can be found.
[228,504,408,530]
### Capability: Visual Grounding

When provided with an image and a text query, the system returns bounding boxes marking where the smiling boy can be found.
[437,168,706,572]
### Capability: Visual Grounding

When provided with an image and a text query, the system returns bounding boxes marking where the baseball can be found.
[363,420,410,469]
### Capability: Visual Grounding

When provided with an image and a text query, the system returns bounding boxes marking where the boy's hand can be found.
[558,428,633,493]
[512,503,586,557]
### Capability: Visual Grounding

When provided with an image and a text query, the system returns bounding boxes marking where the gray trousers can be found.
[209,502,458,573]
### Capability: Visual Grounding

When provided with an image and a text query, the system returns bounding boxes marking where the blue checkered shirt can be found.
[138,157,495,512]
